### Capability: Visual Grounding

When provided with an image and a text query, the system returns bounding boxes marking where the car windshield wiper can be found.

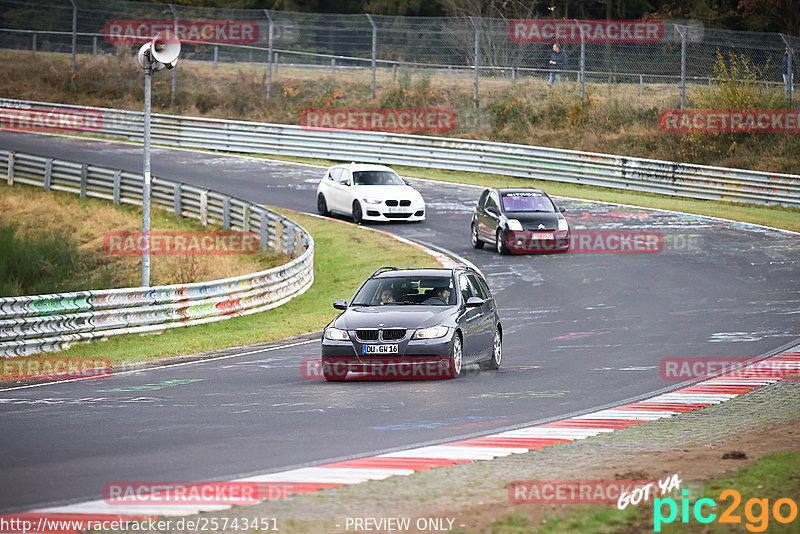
[351,302,375,307]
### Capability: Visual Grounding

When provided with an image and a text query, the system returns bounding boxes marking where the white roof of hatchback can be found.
[334,163,397,173]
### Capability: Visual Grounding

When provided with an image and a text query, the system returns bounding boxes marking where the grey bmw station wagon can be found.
[320,266,502,381]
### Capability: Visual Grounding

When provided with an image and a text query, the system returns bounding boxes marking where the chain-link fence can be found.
[0,0,798,107]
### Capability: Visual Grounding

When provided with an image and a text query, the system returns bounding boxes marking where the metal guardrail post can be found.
[44,158,52,191]
[331,58,335,74]
[7,151,14,185]
[113,170,121,204]
[264,10,273,102]
[366,14,377,100]
[274,52,279,76]
[677,25,687,110]
[213,46,218,70]
[222,196,230,229]
[199,189,208,225]
[260,215,269,251]
[469,16,479,108]
[173,183,181,216]
[79,163,87,198]
[32,33,36,52]
[93,35,97,56]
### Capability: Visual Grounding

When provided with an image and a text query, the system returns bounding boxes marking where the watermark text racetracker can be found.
[301,108,456,134]
[104,231,260,255]
[0,106,103,133]
[1,356,111,381]
[509,19,663,43]
[660,109,800,133]
[103,20,259,44]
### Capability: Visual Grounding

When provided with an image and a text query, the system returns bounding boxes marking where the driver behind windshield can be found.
[423,287,451,305]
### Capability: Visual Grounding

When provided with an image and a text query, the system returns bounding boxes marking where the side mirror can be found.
[559,206,567,213]
[486,206,498,216]
[333,299,347,310]
[342,179,351,186]
[465,296,484,308]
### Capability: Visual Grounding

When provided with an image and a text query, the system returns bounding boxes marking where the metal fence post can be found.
[392,63,397,83]
[44,158,52,191]
[32,33,36,52]
[169,3,178,106]
[366,14,377,100]
[677,25,687,110]
[580,26,586,105]
[264,10,273,101]
[93,35,97,55]
[213,46,218,70]
[113,170,121,204]
[639,74,643,95]
[69,0,76,77]
[780,35,794,108]
[469,16,479,108]
[274,53,279,76]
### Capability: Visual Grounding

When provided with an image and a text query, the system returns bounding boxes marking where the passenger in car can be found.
[379,288,396,304]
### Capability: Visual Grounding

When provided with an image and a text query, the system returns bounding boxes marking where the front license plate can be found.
[533,232,555,240]
[363,344,399,354]
[387,207,411,214]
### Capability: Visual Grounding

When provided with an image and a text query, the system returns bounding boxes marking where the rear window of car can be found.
[351,276,454,306]
[501,192,554,212]
[353,171,404,186]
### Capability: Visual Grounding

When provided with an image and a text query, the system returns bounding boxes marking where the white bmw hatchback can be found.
[316,163,426,224]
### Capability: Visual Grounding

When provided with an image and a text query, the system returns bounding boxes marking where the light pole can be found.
[137,30,180,287]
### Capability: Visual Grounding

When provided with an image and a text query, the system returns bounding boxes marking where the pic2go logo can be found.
[654,489,799,532]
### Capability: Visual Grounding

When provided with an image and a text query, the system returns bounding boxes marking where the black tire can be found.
[496,229,509,255]
[352,201,363,225]
[444,333,463,379]
[480,329,502,371]
[322,361,347,381]
[471,223,484,249]
[317,193,329,216]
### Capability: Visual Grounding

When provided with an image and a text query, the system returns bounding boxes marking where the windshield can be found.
[351,276,455,306]
[353,171,405,186]
[501,192,555,213]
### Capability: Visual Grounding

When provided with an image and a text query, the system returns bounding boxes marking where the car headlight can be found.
[324,327,350,341]
[558,218,569,231]
[362,198,383,205]
[507,219,524,232]
[412,325,449,340]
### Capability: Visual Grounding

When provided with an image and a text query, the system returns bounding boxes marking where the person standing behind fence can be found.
[782,48,797,93]
[548,43,567,85]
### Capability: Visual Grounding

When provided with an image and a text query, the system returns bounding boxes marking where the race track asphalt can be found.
[1,132,798,513]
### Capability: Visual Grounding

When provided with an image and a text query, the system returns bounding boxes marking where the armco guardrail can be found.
[0,150,314,357]
[1,98,797,207]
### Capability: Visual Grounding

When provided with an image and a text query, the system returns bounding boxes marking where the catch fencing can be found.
[0,148,314,357]
[2,98,798,209]
[0,0,798,106]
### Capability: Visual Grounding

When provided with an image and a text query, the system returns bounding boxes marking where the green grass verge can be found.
[40,210,441,365]
[454,451,800,534]
[261,154,800,233]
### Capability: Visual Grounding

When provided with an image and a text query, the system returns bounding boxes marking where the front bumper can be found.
[321,331,454,379]
[507,230,570,254]
[361,204,425,222]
